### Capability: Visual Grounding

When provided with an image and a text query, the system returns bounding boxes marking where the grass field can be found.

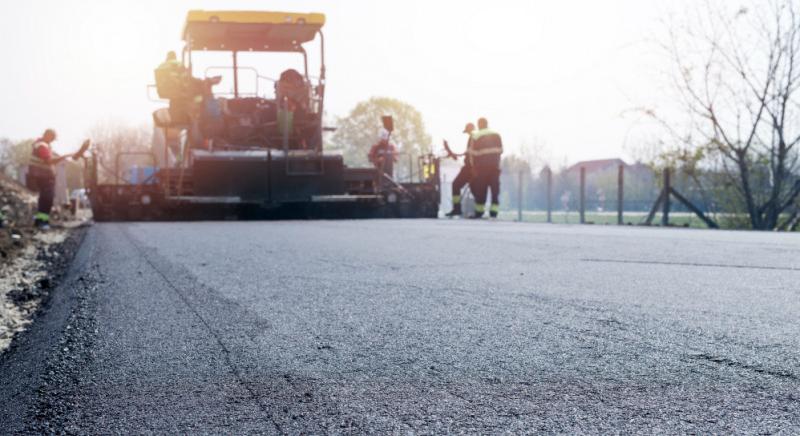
[495,210,713,228]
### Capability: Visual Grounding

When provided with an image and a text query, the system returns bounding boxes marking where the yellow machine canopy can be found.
[183,10,326,51]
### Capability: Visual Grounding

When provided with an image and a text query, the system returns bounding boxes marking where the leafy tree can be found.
[329,97,432,175]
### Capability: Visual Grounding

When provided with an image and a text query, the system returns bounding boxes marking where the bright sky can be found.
[0,0,687,164]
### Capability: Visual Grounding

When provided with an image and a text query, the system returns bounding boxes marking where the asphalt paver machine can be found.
[88,10,440,220]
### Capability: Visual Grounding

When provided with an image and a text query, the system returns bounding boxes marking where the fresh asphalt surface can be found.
[2,220,799,433]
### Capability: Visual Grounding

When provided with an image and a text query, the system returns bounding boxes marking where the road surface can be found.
[2,220,799,433]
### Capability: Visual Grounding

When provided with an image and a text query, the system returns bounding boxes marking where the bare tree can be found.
[87,121,152,184]
[664,0,800,230]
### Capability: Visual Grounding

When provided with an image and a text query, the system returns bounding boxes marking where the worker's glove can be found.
[443,140,458,160]
[72,139,91,160]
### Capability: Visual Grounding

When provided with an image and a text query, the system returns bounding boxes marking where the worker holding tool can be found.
[468,117,503,219]
[368,115,398,179]
[443,122,476,217]
[27,129,90,229]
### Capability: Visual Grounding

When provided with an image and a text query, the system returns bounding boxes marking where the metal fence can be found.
[441,164,719,228]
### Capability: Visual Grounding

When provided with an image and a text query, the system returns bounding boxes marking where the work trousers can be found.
[168,98,191,125]
[30,173,55,220]
[451,165,472,198]
[374,158,394,191]
[380,159,394,178]
[472,167,500,213]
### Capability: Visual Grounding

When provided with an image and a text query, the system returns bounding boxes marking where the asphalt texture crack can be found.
[1,221,799,433]
[686,352,798,380]
[582,257,800,272]
[123,226,285,434]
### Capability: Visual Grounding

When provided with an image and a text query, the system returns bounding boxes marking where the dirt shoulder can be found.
[0,228,84,352]
[0,223,89,433]
[0,175,88,353]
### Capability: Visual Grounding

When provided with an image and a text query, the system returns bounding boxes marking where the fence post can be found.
[546,167,552,223]
[579,166,586,224]
[617,164,624,225]
[662,168,671,226]
[517,169,523,222]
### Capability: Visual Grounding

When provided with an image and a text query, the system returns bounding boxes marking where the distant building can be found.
[566,158,627,175]
[566,158,654,179]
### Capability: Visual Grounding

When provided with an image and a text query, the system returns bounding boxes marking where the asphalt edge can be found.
[0,225,92,434]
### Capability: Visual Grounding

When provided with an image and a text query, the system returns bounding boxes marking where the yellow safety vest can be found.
[155,60,187,99]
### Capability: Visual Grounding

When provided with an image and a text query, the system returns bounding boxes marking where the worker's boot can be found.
[489,204,499,219]
[34,219,50,230]
[34,213,50,230]
[468,211,484,219]
[445,204,462,217]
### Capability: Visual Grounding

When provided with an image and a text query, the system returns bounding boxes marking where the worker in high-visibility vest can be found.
[154,51,221,125]
[154,51,185,96]
[155,51,192,124]
[27,130,90,229]
[468,117,503,218]
[28,129,59,229]
[444,122,476,217]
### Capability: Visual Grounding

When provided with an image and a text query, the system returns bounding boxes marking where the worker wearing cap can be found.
[445,122,476,217]
[468,117,503,218]
[28,129,58,229]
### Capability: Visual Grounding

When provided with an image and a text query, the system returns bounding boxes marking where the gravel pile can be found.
[0,230,68,352]
[0,175,79,353]
[0,174,36,231]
